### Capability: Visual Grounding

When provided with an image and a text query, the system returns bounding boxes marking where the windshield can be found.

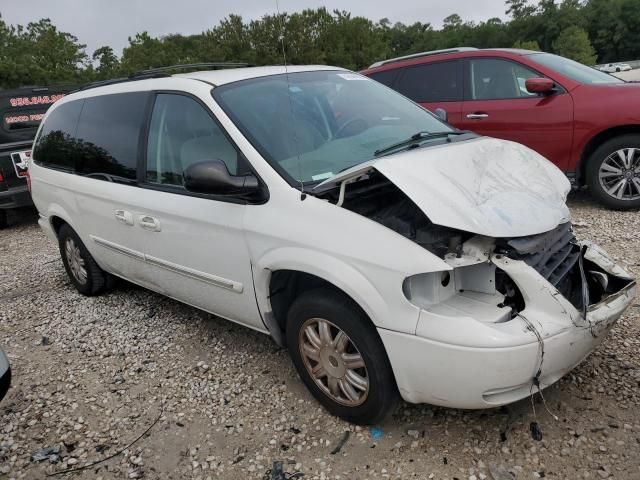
[528,53,624,85]
[213,70,454,184]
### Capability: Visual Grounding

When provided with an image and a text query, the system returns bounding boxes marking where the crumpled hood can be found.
[315,137,571,238]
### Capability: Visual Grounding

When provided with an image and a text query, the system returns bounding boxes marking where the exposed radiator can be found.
[506,222,580,287]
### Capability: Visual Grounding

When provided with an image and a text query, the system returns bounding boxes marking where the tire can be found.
[586,134,640,210]
[0,210,7,229]
[616,67,621,72]
[58,224,113,296]
[286,288,398,425]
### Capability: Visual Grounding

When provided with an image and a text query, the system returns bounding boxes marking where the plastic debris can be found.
[369,426,384,440]
[330,431,350,455]
[530,421,543,441]
[31,445,60,462]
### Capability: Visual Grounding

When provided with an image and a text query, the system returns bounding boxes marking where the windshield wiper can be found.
[374,130,467,157]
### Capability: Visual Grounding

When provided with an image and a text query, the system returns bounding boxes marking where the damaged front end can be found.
[319,171,636,407]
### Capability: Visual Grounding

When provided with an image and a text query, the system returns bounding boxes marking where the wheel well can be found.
[50,216,67,236]
[579,125,640,184]
[268,270,364,335]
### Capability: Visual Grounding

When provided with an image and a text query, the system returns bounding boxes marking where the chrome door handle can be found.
[114,209,134,226]
[466,113,489,119]
[139,215,161,232]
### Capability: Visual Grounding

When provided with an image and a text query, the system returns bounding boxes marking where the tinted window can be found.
[396,61,461,102]
[75,92,148,180]
[469,59,541,100]
[367,69,399,87]
[146,94,241,187]
[33,100,83,171]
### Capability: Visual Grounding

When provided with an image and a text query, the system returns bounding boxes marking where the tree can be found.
[505,0,537,19]
[513,39,541,50]
[92,46,119,79]
[552,26,597,65]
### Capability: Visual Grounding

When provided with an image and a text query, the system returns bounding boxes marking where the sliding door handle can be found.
[139,215,161,232]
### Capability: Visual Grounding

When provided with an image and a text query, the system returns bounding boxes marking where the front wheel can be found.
[286,289,398,425]
[0,210,6,229]
[586,135,640,210]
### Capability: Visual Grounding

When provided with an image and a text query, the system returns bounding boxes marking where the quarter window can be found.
[74,92,148,180]
[469,59,540,100]
[395,61,462,102]
[33,100,84,171]
[146,94,241,186]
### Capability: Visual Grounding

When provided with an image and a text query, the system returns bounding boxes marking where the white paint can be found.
[317,137,572,237]
[30,67,635,413]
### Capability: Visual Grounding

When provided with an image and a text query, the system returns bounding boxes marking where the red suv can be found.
[362,48,640,209]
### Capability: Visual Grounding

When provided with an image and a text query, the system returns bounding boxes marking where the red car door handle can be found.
[466,113,489,119]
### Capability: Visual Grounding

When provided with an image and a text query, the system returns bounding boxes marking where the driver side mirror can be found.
[525,77,555,95]
[434,108,448,122]
[184,160,259,196]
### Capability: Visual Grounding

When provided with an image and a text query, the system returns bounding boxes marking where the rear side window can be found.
[75,92,148,180]
[33,100,83,171]
[396,61,462,102]
[146,93,242,187]
[367,69,399,88]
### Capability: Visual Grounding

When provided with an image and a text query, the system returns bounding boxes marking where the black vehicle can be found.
[0,85,73,228]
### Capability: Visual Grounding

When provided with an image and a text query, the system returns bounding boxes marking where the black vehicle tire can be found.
[616,67,621,72]
[58,224,113,296]
[586,134,640,210]
[286,288,398,425]
[0,210,7,229]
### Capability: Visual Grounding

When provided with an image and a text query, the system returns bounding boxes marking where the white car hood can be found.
[315,137,571,238]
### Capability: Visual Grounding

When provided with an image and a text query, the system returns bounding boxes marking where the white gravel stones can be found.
[1,193,639,479]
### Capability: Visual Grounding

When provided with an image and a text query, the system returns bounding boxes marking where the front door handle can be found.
[466,113,489,119]
[114,209,134,226]
[139,215,161,232]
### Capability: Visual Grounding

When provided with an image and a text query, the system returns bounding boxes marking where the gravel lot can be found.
[0,193,639,480]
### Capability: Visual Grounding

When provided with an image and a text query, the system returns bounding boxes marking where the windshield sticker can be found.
[311,172,334,181]
[337,73,369,81]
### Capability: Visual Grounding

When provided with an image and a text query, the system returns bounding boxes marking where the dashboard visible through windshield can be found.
[213,70,460,184]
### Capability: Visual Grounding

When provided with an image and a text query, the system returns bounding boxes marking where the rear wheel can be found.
[286,288,398,425]
[0,210,6,229]
[58,224,113,296]
[586,135,640,209]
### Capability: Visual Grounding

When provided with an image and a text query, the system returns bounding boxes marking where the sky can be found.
[1,0,508,56]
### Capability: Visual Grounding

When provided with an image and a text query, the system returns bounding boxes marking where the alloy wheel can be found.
[298,318,369,406]
[598,148,640,201]
[64,237,88,284]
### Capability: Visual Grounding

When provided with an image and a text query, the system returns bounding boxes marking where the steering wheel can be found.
[334,117,368,139]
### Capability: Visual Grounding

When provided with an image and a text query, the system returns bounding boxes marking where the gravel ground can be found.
[0,194,639,480]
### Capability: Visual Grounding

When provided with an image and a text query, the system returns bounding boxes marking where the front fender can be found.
[253,246,421,334]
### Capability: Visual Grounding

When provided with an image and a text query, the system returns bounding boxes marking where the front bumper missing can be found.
[380,243,635,409]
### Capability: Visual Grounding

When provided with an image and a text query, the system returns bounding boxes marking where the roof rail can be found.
[132,62,251,76]
[75,62,251,92]
[369,48,478,69]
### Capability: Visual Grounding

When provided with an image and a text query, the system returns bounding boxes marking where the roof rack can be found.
[369,48,478,69]
[132,62,251,76]
[76,62,251,92]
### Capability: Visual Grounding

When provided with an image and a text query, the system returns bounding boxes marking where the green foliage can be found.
[513,39,541,50]
[552,26,597,65]
[0,17,87,88]
[1,1,639,89]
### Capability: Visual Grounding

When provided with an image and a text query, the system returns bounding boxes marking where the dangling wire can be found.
[275,0,306,200]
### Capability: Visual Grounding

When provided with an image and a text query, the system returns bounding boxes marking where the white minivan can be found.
[30,65,635,424]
